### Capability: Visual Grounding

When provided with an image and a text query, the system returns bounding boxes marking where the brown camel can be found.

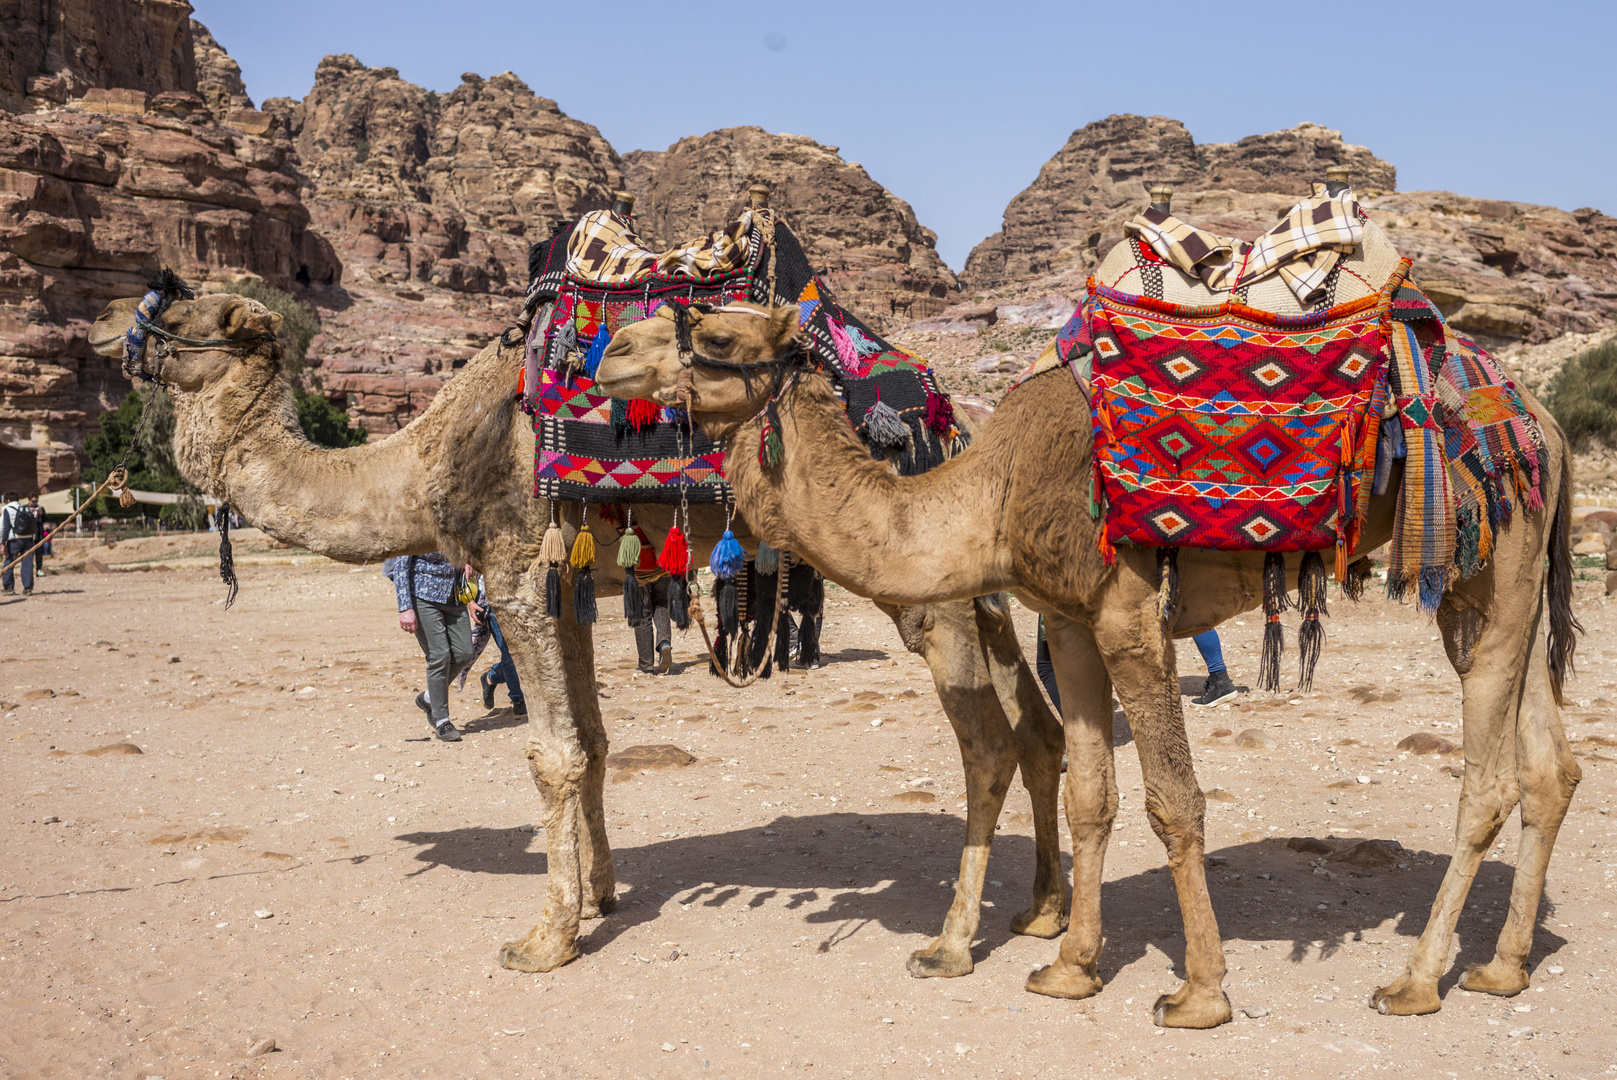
[86,288,1068,980]
[594,226,1582,1027]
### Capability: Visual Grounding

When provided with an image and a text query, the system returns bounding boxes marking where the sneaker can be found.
[479,670,497,710]
[1192,671,1238,707]
[434,718,462,742]
[655,640,672,674]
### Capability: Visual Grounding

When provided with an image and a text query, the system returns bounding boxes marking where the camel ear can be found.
[223,296,281,339]
[768,304,800,352]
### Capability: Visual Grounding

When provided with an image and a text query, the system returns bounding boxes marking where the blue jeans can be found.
[484,610,524,709]
[1192,629,1226,675]
[3,541,33,592]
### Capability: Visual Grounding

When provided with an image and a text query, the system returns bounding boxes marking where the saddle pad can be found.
[1088,262,1406,556]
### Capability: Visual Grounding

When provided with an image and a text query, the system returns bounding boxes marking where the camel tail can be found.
[1546,441,1582,706]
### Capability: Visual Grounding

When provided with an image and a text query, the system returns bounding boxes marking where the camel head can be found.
[89,291,283,393]
[596,301,801,433]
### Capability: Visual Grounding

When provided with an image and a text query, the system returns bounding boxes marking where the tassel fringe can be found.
[658,526,690,577]
[670,574,690,630]
[540,521,567,565]
[1257,551,1289,692]
[622,573,646,623]
[544,565,562,618]
[1156,547,1180,625]
[710,529,745,580]
[1296,551,1327,691]
[573,568,597,624]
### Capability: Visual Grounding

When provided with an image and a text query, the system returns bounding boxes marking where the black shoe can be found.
[480,670,496,710]
[434,719,462,741]
[655,641,672,674]
[415,692,432,719]
[1192,671,1238,707]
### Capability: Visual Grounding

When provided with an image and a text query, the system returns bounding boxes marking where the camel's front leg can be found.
[1094,562,1230,1028]
[973,595,1069,938]
[1026,614,1114,1000]
[490,597,602,971]
[879,600,1020,978]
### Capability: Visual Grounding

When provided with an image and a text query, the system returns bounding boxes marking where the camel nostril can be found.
[603,337,632,358]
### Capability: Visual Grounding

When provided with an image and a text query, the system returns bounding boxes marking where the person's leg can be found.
[17,545,32,592]
[487,610,525,710]
[1,544,14,592]
[413,600,454,722]
[444,600,473,682]
[1035,617,1062,715]
[1192,630,1225,674]
[1190,629,1237,707]
[649,577,672,672]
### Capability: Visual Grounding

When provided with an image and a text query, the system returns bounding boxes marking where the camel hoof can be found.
[1025,962,1102,1000]
[498,930,577,973]
[1150,985,1232,1029]
[1368,978,1441,1016]
[907,944,973,979]
[1458,962,1529,998]
[1010,907,1068,939]
[581,895,616,921]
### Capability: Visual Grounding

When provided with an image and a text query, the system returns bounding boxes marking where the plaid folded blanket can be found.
[1124,187,1364,305]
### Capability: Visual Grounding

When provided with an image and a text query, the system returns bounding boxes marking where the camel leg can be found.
[1459,625,1580,997]
[973,596,1070,939]
[1026,614,1115,1000]
[1370,572,1530,1014]
[1092,565,1231,1028]
[491,593,602,972]
[879,600,1021,978]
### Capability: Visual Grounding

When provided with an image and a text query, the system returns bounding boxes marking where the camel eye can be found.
[705,334,733,350]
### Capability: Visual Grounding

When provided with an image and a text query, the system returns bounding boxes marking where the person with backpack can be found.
[1,491,40,596]
[384,552,473,741]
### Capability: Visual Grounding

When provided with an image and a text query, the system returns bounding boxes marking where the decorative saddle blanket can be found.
[522,209,959,506]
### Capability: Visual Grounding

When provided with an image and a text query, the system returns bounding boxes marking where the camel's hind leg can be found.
[492,596,604,972]
[1026,614,1114,1001]
[1370,562,1561,1014]
[881,599,1024,978]
[1091,563,1230,1028]
[1459,623,1580,996]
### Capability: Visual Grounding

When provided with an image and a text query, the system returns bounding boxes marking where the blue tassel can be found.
[1417,564,1447,614]
[582,325,611,377]
[710,529,745,580]
[845,325,882,358]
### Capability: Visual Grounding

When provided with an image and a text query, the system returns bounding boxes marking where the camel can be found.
[595,253,1582,1027]
[86,287,1069,981]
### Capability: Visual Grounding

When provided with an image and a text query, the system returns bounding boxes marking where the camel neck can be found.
[170,359,439,563]
[719,373,1014,605]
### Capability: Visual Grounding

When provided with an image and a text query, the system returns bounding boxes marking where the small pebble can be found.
[870,718,883,728]
[41,815,59,824]
[254,909,273,919]
[373,774,386,782]
[880,1017,893,1024]
[1546,965,1565,975]
[954,1043,970,1055]
[1242,1006,1270,1018]
[246,1037,276,1057]
[660,1042,675,1053]
[1356,775,1371,784]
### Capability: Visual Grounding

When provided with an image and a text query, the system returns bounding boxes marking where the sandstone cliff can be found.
[623,127,957,327]
[0,5,336,494]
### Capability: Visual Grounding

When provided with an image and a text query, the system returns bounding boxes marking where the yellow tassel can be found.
[569,528,596,569]
[540,521,567,564]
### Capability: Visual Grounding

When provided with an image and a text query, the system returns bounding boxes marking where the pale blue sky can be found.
[194,0,1617,271]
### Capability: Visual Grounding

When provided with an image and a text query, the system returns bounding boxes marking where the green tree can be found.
[1545,336,1617,450]
[81,386,186,517]
[295,388,369,448]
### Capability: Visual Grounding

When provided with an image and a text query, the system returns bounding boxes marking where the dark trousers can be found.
[483,610,525,709]
[2,541,32,592]
[412,597,472,721]
[631,577,672,672]
[1035,631,1060,716]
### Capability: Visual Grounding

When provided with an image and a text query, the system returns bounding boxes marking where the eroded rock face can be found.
[189,18,254,123]
[0,16,337,492]
[623,127,957,327]
[964,116,1396,288]
[1,0,196,112]
[960,114,1616,350]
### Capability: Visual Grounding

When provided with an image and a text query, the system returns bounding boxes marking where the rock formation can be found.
[0,5,335,494]
[624,127,956,327]
[958,114,1617,351]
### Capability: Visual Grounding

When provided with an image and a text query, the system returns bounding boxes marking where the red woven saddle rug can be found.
[1087,260,1406,567]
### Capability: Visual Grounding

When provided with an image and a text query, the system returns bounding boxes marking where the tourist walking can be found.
[1,491,39,596]
[385,552,472,741]
[478,605,526,716]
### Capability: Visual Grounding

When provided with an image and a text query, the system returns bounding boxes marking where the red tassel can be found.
[658,525,690,576]
[628,398,660,431]
[924,389,954,435]
[1098,526,1116,566]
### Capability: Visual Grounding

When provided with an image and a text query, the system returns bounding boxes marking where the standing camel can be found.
[86,287,1067,980]
[594,239,1582,1026]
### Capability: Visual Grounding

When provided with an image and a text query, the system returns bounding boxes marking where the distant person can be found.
[385,552,472,741]
[1190,629,1237,706]
[28,494,48,575]
[1,491,39,596]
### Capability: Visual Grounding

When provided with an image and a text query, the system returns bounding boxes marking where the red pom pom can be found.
[628,398,660,431]
[657,525,689,576]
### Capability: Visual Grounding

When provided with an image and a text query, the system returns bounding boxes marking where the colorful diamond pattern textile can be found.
[1089,277,1399,553]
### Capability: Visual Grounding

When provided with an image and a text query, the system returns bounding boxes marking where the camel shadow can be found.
[393,816,1567,980]
[456,706,528,735]
[820,647,890,665]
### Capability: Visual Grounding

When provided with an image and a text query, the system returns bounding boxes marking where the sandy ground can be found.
[3,540,1616,1080]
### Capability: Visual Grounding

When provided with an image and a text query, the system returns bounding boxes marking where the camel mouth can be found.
[592,364,662,399]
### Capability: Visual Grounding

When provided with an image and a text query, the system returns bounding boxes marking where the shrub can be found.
[1545,336,1617,450]
[295,388,368,448]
